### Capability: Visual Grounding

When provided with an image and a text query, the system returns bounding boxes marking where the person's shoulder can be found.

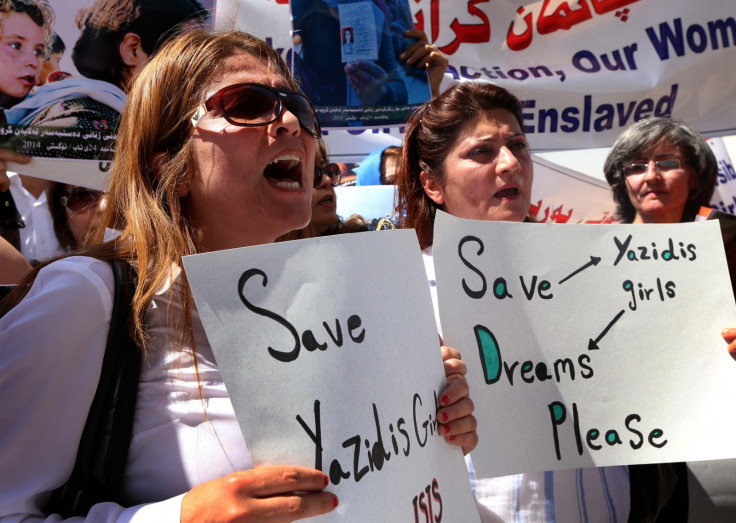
[35,256,114,305]
[1,256,115,327]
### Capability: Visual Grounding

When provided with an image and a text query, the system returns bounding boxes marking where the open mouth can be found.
[263,154,303,190]
[20,75,36,86]
[317,194,335,205]
[495,187,519,199]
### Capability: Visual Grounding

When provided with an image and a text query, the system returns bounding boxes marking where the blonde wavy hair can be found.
[3,30,297,355]
[0,0,54,51]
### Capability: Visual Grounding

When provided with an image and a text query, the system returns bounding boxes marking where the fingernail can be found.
[448,435,456,441]
[398,52,405,59]
[441,412,448,422]
[333,495,339,508]
[444,425,451,434]
[323,473,329,487]
[441,396,449,405]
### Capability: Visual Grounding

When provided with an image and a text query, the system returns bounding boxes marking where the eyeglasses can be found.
[60,187,103,214]
[314,163,341,187]
[190,82,322,138]
[622,158,687,177]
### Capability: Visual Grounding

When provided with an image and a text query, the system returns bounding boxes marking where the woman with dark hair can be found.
[309,138,368,236]
[603,116,717,224]
[397,81,534,249]
[0,29,476,520]
[342,26,353,44]
[46,182,104,250]
[397,81,631,522]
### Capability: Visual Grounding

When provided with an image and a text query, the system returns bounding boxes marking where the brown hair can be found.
[3,30,296,353]
[73,0,207,89]
[46,182,76,250]
[396,81,524,249]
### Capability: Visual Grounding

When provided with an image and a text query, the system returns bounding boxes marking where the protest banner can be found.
[432,211,736,477]
[182,230,480,522]
[223,0,735,148]
[709,137,736,215]
[221,0,432,127]
[1,0,214,187]
[412,0,736,149]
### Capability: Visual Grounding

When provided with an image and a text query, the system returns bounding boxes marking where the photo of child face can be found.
[0,10,46,103]
[38,49,61,84]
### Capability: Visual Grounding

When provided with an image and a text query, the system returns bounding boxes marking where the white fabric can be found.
[7,172,63,262]
[422,246,631,522]
[3,77,126,126]
[0,257,252,521]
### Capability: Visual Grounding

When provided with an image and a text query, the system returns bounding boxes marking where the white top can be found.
[0,257,252,521]
[7,172,64,262]
[423,246,631,523]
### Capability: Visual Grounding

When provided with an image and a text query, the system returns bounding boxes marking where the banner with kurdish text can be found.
[222,0,736,148]
[1,0,215,187]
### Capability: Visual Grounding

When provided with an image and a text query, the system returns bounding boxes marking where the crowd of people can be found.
[1,0,735,522]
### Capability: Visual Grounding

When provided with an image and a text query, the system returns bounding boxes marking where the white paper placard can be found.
[433,212,736,478]
[183,230,479,522]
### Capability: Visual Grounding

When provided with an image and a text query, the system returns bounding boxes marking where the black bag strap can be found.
[44,259,141,517]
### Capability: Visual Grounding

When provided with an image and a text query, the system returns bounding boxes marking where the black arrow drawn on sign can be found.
[558,255,602,285]
[588,309,625,351]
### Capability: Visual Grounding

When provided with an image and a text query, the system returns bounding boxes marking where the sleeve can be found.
[376,12,408,105]
[0,258,182,522]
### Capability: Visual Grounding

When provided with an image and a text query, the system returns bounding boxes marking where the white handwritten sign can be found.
[182,230,479,522]
[433,211,736,478]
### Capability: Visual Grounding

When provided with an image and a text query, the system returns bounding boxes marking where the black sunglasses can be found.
[60,187,103,214]
[314,163,341,187]
[191,82,322,138]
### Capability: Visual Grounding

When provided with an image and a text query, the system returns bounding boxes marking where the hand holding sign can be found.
[183,230,480,522]
[181,466,336,522]
[438,345,478,455]
[433,212,736,477]
[722,328,736,361]
[344,60,392,106]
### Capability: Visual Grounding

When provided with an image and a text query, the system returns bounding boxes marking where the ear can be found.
[119,33,148,68]
[420,170,444,205]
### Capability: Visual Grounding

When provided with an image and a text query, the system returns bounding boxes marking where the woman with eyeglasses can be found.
[604,117,733,520]
[0,29,476,521]
[604,117,717,225]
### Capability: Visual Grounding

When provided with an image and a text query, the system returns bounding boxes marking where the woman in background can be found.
[47,182,105,250]
[604,116,717,225]
[310,138,368,236]
[604,116,725,521]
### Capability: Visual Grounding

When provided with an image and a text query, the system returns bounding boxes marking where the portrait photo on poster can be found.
[0,0,213,168]
[291,0,430,128]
